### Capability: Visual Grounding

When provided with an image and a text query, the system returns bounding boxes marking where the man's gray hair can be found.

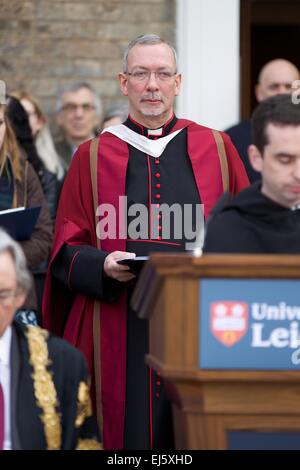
[0,229,31,293]
[56,81,103,118]
[122,34,178,73]
[103,103,128,123]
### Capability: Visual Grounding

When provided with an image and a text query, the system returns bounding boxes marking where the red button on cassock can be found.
[155,173,161,178]
[155,194,161,199]
[155,159,160,165]
[156,183,161,189]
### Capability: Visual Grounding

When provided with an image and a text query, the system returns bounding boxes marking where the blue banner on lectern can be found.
[199,278,300,369]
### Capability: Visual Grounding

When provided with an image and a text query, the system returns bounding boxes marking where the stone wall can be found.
[0,0,176,123]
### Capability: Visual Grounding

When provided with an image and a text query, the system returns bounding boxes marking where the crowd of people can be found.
[0,33,300,450]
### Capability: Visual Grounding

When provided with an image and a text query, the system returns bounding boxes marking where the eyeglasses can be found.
[61,103,96,113]
[0,290,19,307]
[126,70,177,82]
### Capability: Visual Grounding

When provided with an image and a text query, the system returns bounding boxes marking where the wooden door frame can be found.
[240,0,252,119]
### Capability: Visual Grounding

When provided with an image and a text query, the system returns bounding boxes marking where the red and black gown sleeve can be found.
[43,139,123,335]
[51,244,121,302]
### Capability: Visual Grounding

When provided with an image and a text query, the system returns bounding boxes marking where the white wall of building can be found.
[176,0,240,130]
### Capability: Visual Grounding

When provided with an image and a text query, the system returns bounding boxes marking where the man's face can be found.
[249,123,300,207]
[256,60,299,102]
[118,43,181,125]
[56,87,99,143]
[0,251,25,337]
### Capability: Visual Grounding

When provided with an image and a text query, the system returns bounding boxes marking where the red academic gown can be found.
[43,118,249,449]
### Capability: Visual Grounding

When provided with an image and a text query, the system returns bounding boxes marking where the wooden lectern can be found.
[132,253,300,450]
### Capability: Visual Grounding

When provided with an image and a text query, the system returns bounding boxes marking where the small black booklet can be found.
[0,206,41,241]
[117,256,149,275]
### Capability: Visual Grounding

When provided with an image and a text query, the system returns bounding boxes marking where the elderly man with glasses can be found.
[43,34,249,450]
[0,229,101,450]
[55,81,102,168]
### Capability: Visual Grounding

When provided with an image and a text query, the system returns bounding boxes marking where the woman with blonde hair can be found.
[6,95,60,220]
[0,101,52,323]
[12,90,65,180]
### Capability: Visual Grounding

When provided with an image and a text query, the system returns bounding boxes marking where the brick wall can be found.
[0,0,176,124]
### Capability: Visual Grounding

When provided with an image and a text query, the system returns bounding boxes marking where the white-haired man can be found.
[0,229,101,450]
[55,81,102,167]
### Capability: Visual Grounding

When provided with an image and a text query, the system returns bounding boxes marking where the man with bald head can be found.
[256,59,300,101]
[226,58,300,182]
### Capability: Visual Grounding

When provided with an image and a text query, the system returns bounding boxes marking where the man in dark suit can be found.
[226,59,300,183]
[0,228,101,450]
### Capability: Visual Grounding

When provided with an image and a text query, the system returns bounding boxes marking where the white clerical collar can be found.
[0,326,12,367]
[101,124,183,159]
[147,127,163,137]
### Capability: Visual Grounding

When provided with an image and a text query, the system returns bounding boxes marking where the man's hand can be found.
[104,251,136,282]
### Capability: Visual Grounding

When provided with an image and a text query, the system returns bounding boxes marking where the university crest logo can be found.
[210,301,248,347]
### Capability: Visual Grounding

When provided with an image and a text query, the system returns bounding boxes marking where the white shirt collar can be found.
[147,127,163,137]
[101,124,183,159]
[0,326,12,367]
